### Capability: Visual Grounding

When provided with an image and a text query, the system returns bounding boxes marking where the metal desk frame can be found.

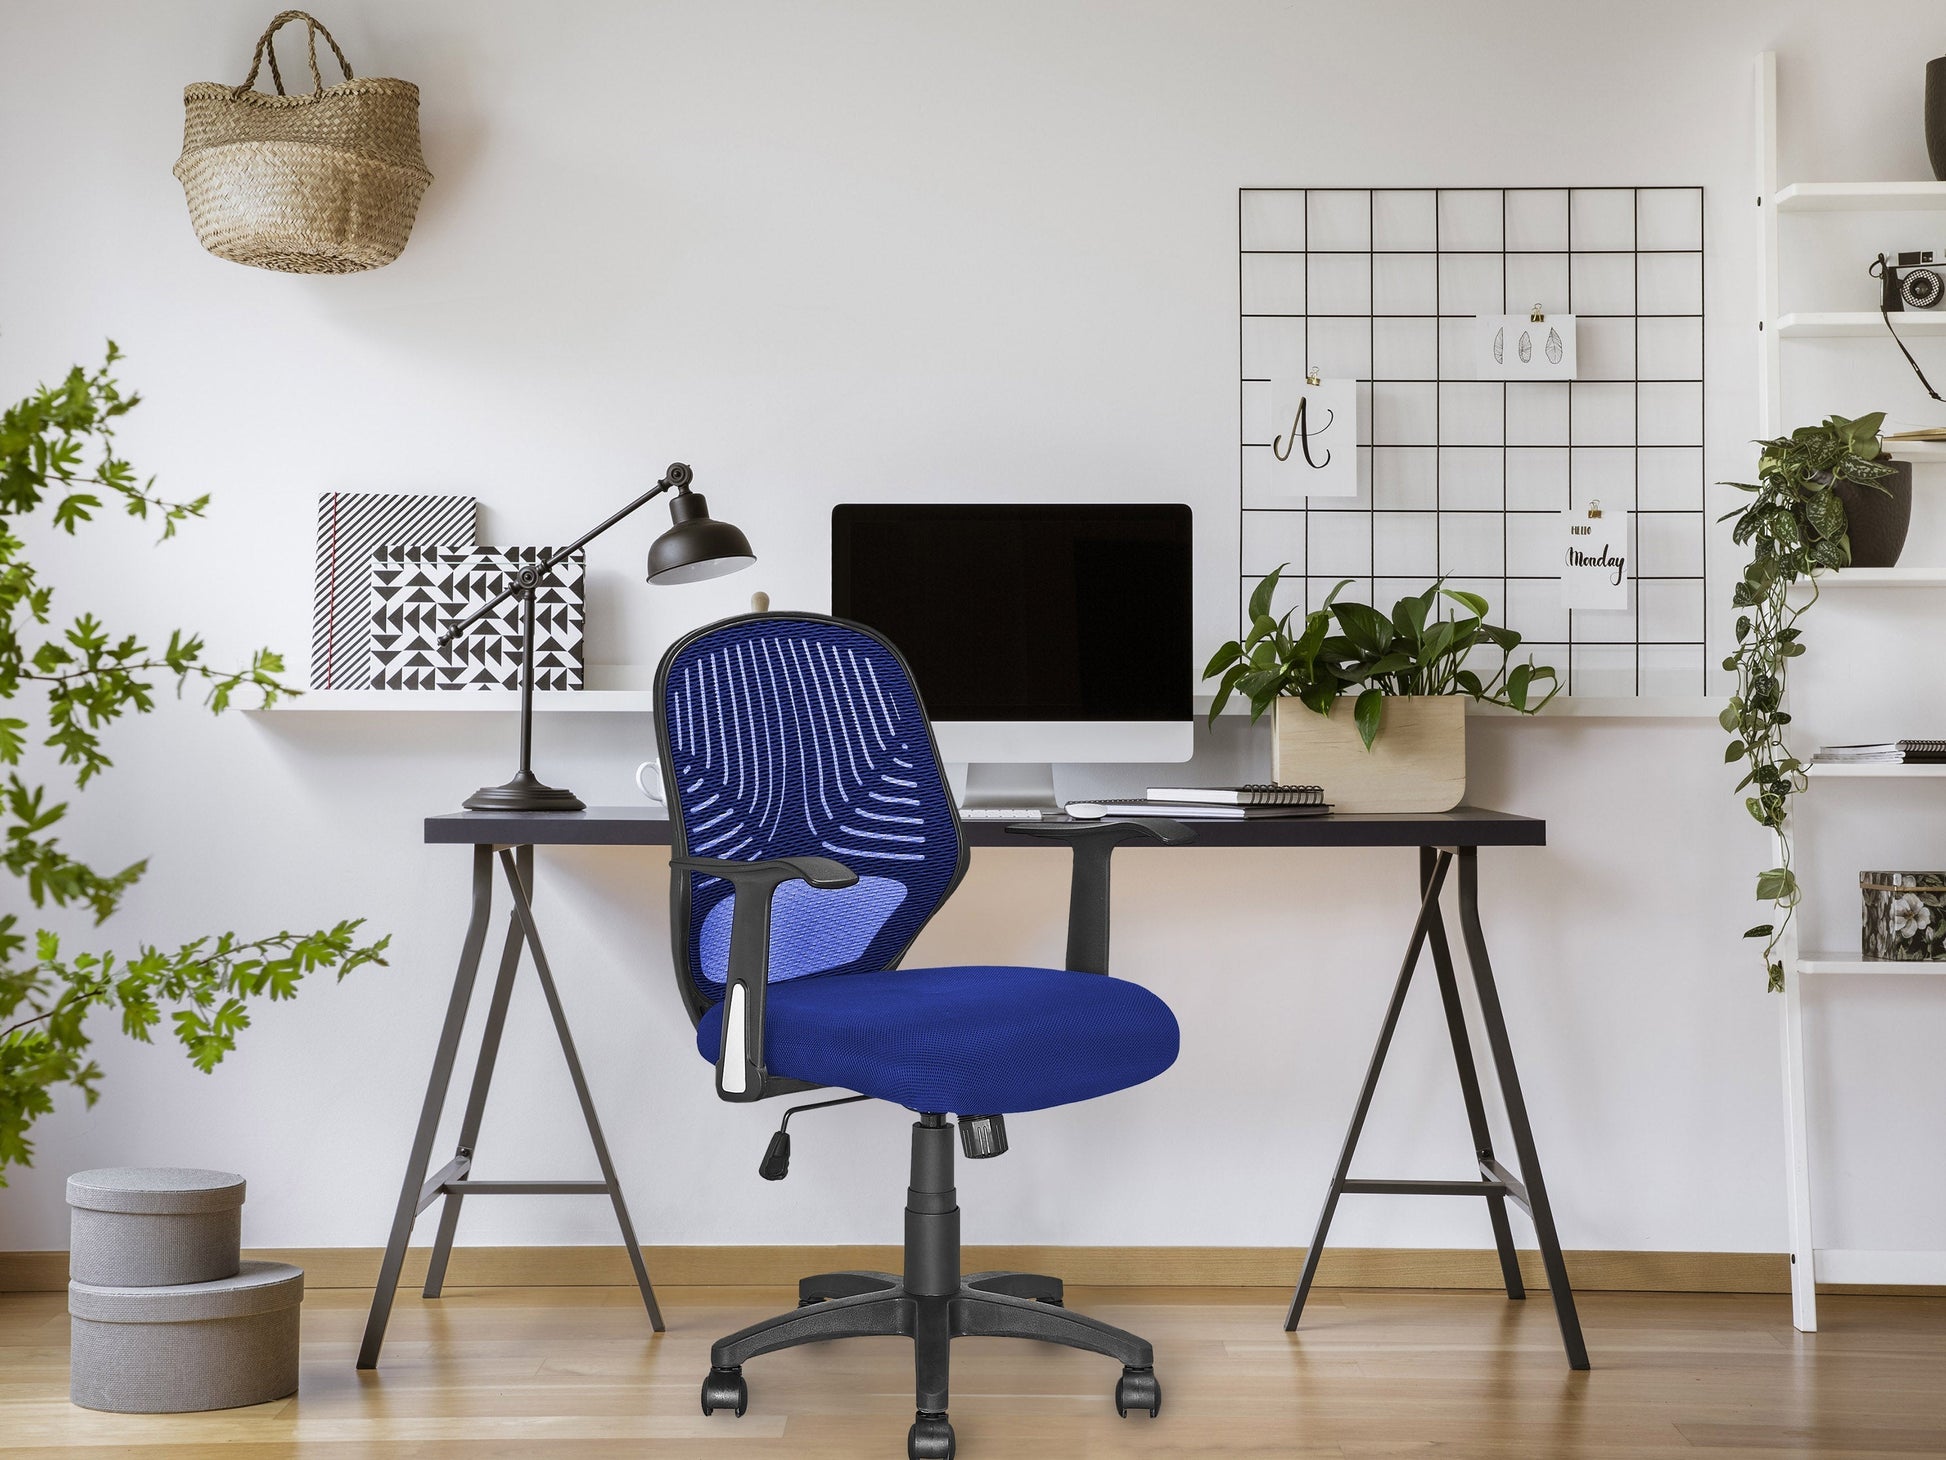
[356,842,662,1370]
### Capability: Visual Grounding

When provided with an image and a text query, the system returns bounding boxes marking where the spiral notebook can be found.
[1145,783,1326,807]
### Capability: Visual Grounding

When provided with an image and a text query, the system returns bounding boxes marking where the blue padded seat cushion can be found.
[695,965,1180,1115]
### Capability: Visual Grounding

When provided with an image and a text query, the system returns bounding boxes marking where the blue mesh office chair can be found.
[655,612,1190,1460]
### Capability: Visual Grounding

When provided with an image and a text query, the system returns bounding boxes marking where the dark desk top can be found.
[426,806,1545,849]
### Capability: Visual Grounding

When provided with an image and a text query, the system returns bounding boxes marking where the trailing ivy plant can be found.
[0,343,389,1182]
[1204,568,1559,747]
[1721,411,1893,991]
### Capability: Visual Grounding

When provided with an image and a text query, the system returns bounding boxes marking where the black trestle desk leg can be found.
[498,849,664,1330]
[1286,850,1451,1332]
[1455,847,1590,1371]
[422,847,531,1299]
[1422,847,1526,1302]
[359,845,495,1370]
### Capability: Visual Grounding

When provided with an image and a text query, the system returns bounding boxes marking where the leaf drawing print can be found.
[1545,327,1563,365]
[1518,330,1533,364]
[1493,327,1504,365]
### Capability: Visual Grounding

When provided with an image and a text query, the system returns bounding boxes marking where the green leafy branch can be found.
[0,342,387,1182]
[0,922,389,1171]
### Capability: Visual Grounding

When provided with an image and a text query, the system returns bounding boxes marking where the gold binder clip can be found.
[1530,303,1546,323]
[1305,366,1322,386]
[1587,499,1603,519]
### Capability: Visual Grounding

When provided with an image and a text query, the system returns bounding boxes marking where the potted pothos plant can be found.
[1722,412,1900,991]
[1203,570,1558,812]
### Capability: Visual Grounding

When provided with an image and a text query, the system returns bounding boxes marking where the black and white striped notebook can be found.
[313,492,477,689]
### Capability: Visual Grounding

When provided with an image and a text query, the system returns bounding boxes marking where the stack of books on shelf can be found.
[1070,784,1331,819]
[1812,740,1946,766]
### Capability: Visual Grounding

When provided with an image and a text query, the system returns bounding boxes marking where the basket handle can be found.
[235,10,354,98]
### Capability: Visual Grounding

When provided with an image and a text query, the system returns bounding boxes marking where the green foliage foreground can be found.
[0,344,387,1181]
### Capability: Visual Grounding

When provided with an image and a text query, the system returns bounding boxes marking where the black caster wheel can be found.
[1040,1296,1065,1307]
[908,1411,956,1459]
[700,1365,747,1417]
[1115,1365,1161,1418]
[797,1296,822,1307]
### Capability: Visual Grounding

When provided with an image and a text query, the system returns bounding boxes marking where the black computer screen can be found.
[831,504,1192,721]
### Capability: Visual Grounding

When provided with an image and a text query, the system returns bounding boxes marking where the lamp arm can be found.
[437,463,693,647]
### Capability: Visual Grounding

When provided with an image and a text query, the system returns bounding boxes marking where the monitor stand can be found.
[960,762,1060,814]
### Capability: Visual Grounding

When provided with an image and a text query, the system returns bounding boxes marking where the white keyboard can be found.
[958,807,1048,821]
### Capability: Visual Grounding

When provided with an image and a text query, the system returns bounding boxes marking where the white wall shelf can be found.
[1793,567,1946,591]
[1806,762,1946,779]
[258,691,1724,720]
[1775,311,1946,339]
[1797,951,1946,977]
[1883,440,1946,461]
[251,690,658,714]
[1772,181,1946,212]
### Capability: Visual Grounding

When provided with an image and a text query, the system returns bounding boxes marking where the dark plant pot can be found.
[1929,57,1946,181]
[1836,458,1913,568]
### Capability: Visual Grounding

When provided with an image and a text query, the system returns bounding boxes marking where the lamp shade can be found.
[647,489,756,585]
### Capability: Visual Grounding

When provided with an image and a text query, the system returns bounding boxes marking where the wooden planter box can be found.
[1272,696,1466,813]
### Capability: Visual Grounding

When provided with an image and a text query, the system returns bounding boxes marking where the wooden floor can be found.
[3,1283,1944,1458]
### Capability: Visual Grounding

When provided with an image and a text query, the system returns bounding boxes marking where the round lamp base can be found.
[462,771,586,813]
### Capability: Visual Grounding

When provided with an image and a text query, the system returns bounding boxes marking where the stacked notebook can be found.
[1812,741,1946,766]
[1071,784,1331,819]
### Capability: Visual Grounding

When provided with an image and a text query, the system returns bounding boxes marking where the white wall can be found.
[2,0,1943,1259]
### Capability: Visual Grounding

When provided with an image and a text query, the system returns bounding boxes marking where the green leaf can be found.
[1353,687,1384,750]
[1505,661,1533,711]
[1331,602,1395,657]
[1247,566,1285,624]
[1201,641,1243,679]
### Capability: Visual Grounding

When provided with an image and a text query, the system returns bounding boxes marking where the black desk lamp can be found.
[441,462,755,812]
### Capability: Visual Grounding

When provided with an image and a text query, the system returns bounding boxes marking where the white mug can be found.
[635,759,666,805]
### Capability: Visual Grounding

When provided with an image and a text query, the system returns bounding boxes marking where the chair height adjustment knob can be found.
[958,1114,1008,1160]
[759,1129,792,1181]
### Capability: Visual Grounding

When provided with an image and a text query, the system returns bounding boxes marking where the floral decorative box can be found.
[1860,872,1946,961]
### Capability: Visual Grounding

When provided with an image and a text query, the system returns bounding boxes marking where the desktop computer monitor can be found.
[831,503,1194,809]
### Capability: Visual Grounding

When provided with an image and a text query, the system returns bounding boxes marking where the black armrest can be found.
[1005,818,1195,974]
[671,854,860,1100]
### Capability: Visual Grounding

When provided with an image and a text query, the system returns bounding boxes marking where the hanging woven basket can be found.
[173,10,432,274]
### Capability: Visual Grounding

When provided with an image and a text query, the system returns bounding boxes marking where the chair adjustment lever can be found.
[759,1095,870,1181]
[959,1114,1008,1160]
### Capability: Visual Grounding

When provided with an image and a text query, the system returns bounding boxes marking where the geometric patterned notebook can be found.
[313,492,477,688]
[367,545,585,691]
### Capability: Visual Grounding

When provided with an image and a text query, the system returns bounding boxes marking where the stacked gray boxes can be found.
[66,1168,302,1413]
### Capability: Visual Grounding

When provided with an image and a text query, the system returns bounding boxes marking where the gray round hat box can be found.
[68,1261,303,1413]
[67,1167,245,1287]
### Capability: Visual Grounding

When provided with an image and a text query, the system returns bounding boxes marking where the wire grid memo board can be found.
[1238,186,1707,696]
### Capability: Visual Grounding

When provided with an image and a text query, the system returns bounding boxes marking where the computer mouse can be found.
[1063,802,1107,820]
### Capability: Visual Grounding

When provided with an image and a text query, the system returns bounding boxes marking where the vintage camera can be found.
[1874,250,1946,311]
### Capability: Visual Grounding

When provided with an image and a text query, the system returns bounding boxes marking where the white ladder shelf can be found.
[1756,51,1946,1333]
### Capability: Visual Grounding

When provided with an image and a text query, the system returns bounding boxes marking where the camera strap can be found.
[1872,253,1945,403]
[1881,307,1945,402]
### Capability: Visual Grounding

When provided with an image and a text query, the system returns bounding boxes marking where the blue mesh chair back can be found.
[655,613,968,1021]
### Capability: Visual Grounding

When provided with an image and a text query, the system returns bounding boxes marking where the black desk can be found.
[360,805,1587,1371]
